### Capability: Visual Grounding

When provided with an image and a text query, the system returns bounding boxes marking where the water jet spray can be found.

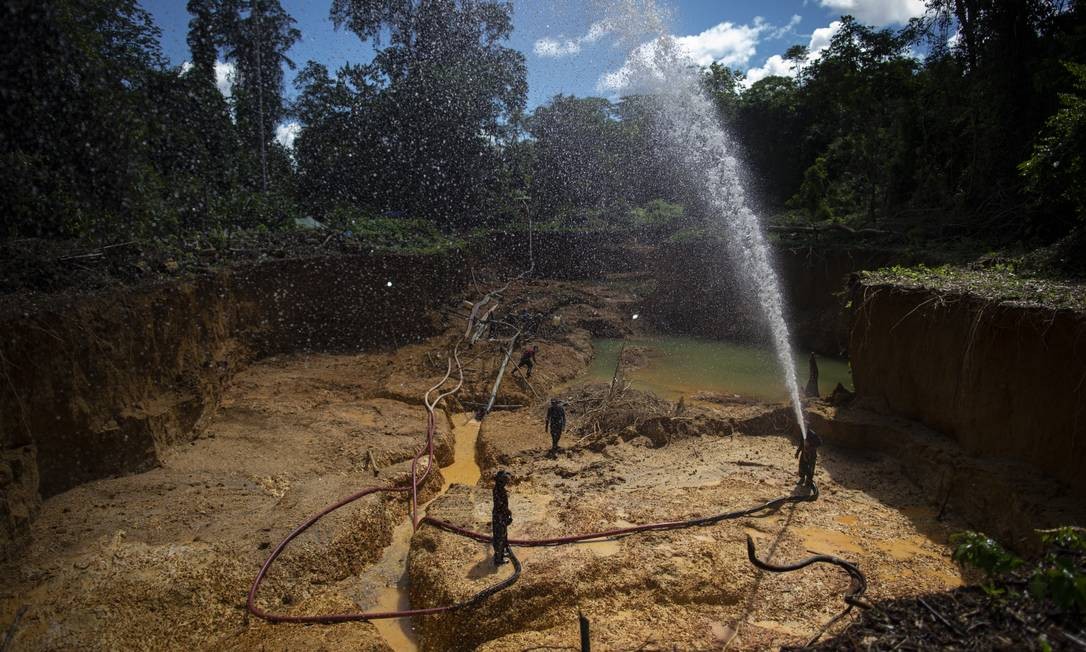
[597,3,808,437]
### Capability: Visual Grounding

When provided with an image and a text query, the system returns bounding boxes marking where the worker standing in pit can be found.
[546,398,566,457]
[492,470,513,566]
[517,344,539,378]
[796,428,823,488]
[806,352,820,398]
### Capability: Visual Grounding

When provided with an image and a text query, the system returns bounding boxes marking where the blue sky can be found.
[145,0,925,128]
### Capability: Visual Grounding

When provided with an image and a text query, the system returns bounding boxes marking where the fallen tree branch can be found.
[483,331,521,417]
[918,596,964,638]
[366,450,379,477]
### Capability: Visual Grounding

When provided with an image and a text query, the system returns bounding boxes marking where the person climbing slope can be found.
[516,344,539,378]
[796,428,823,488]
[491,470,513,566]
[545,398,566,456]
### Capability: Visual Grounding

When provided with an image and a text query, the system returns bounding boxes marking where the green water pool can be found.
[586,336,852,402]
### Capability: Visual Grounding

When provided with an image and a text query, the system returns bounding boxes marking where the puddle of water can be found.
[579,539,621,556]
[372,580,418,650]
[442,414,482,492]
[874,536,929,561]
[925,568,964,588]
[350,518,420,651]
[795,527,864,556]
[587,336,852,402]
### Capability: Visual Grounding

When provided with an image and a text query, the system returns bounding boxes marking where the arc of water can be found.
[606,28,807,437]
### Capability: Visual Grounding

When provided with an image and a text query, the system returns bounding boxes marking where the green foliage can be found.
[861,263,1086,311]
[719,2,1086,248]
[1029,528,1086,613]
[629,200,685,228]
[1020,62,1086,234]
[322,206,460,253]
[316,0,527,226]
[950,528,1086,615]
[702,62,743,123]
[1040,527,1086,553]
[950,531,1024,578]
[4,0,1085,256]
[217,0,301,191]
[1029,558,1086,612]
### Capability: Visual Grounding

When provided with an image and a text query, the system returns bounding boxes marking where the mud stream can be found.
[360,413,483,651]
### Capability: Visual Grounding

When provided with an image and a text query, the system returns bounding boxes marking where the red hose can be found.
[421,487,816,547]
[246,337,816,624]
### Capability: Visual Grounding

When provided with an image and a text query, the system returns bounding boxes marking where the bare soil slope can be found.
[409,397,967,650]
[0,351,452,651]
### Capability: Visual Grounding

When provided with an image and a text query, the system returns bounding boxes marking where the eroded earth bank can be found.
[1,256,1084,650]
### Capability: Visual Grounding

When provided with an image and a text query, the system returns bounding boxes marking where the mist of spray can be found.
[598,1,808,437]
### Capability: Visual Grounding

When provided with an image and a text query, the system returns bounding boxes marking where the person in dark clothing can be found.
[517,345,539,378]
[545,398,566,456]
[805,352,819,398]
[492,470,513,565]
[795,429,823,488]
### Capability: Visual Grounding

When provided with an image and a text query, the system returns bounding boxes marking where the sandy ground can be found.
[0,275,978,651]
[409,397,966,651]
[0,349,454,651]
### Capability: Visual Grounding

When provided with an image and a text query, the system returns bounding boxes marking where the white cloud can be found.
[742,20,841,87]
[769,14,803,40]
[275,121,301,150]
[598,16,792,92]
[215,60,236,99]
[808,20,842,52]
[819,0,925,25]
[534,37,582,57]
[744,55,796,86]
[673,19,766,67]
[179,60,236,100]
[584,20,611,43]
[534,20,612,58]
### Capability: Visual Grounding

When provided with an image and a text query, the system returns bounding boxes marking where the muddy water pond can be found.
[587,336,852,402]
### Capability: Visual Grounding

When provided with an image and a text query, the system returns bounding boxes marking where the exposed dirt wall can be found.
[647,241,914,355]
[0,252,466,559]
[848,283,1086,499]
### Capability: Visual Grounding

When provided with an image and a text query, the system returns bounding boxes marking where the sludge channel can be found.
[2,247,1082,651]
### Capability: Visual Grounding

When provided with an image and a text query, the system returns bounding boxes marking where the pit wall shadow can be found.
[644,240,931,356]
[848,283,1086,506]
[0,252,467,560]
[807,400,1086,555]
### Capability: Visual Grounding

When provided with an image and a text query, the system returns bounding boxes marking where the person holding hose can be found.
[545,398,566,457]
[796,428,823,488]
[492,470,513,565]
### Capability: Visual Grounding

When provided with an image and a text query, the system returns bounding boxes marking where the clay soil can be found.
[411,394,966,651]
[0,275,975,651]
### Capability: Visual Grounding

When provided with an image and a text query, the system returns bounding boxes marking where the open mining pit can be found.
[1,253,1084,651]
